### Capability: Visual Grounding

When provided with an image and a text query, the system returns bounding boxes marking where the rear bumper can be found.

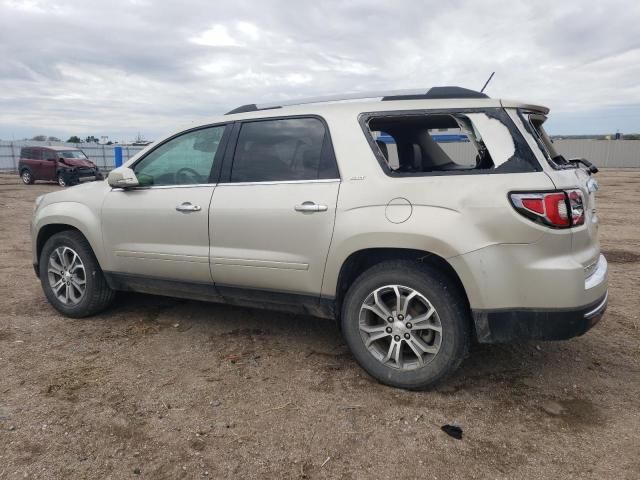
[472,291,608,343]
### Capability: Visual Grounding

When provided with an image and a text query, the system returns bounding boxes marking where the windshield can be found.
[59,150,88,159]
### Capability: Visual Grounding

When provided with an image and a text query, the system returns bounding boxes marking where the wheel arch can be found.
[33,203,106,274]
[36,224,85,267]
[332,247,471,322]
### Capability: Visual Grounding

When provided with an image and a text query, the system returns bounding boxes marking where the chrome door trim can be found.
[110,183,216,191]
[217,178,340,187]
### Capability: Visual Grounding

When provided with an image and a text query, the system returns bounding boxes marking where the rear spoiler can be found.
[500,99,549,115]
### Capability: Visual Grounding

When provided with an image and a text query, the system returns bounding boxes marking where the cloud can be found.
[0,0,639,140]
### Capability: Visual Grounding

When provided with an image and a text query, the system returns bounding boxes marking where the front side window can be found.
[133,126,225,186]
[230,117,338,182]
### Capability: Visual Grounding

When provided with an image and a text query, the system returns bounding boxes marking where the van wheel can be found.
[21,170,34,184]
[39,230,115,318]
[57,173,67,187]
[341,260,470,390]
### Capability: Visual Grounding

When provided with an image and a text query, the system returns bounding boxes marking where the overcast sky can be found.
[1,0,639,141]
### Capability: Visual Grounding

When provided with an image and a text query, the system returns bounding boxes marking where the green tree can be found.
[31,135,47,141]
[66,136,81,143]
[48,136,60,142]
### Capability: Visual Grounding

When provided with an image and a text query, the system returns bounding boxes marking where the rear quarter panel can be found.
[320,109,557,300]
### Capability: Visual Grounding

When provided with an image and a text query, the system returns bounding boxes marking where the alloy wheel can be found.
[358,284,442,371]
[47,246,86,305]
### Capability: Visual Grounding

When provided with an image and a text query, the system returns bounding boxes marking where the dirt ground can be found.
[0,170,638,479]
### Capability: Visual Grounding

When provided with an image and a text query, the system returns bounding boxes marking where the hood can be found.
[59,158,95,168]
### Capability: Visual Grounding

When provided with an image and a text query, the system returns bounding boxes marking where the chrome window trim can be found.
[110,178,342,191]
[110,183,216,191]
[217,178,341,187]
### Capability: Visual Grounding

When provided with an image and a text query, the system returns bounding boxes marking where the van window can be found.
[230,118,338,182]
[364,112,531,175]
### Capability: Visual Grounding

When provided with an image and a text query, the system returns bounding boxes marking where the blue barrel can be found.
[114,145,123,167]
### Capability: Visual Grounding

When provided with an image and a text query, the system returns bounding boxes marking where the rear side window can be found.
[230,117,338,182]
[21,148,34,159]
[363,111,536,175]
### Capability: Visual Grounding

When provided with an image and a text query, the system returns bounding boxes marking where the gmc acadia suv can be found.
[30,87,608,389]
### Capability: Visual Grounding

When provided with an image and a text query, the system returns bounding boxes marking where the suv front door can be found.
[210,117,340,298]
[102,124,229,285]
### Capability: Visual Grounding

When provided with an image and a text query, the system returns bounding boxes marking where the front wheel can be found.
[57,173,67,187]
[341,260,470,390]
[39,230,115,318]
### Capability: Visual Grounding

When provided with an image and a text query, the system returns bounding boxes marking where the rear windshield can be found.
[58,150,88,159]
[526,113,573,168]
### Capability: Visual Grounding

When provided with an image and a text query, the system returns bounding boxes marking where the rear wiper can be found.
[568,157,599,175]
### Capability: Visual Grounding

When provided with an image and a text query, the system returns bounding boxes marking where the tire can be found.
[57,173,67,187]
[341,260,470,390]
[39,230,115,318]
[21,169,34,185]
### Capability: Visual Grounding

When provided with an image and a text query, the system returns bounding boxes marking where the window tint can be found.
[21,148,34,159]
[231,118,338,182]
[133,126,225,186]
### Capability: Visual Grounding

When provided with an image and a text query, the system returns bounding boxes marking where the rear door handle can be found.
[294,201,328,213]
[176,202,202,213]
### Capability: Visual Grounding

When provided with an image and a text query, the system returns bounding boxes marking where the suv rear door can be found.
[209,117,340,298]
[21,148,44,179]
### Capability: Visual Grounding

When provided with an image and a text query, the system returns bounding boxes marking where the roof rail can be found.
[224,86,488,115]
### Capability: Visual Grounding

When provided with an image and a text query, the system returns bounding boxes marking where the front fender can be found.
[32,201,105,269]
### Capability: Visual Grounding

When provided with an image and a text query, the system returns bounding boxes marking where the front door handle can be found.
[176,202,202,213]
[294,201,328,213]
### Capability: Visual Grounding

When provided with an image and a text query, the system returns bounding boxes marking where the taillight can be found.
[509,189,585,228]
[566,189,585,226]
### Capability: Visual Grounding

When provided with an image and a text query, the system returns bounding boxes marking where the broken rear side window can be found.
[364,111,536,175]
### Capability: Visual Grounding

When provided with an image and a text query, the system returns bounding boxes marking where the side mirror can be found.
[108,166,139,188]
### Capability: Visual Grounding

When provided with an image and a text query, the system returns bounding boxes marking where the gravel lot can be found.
[1,170,639,479]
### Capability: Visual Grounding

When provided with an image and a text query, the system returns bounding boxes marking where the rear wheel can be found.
[21,170,34,184]
[341,260,470,390]
[39,230,115,318]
